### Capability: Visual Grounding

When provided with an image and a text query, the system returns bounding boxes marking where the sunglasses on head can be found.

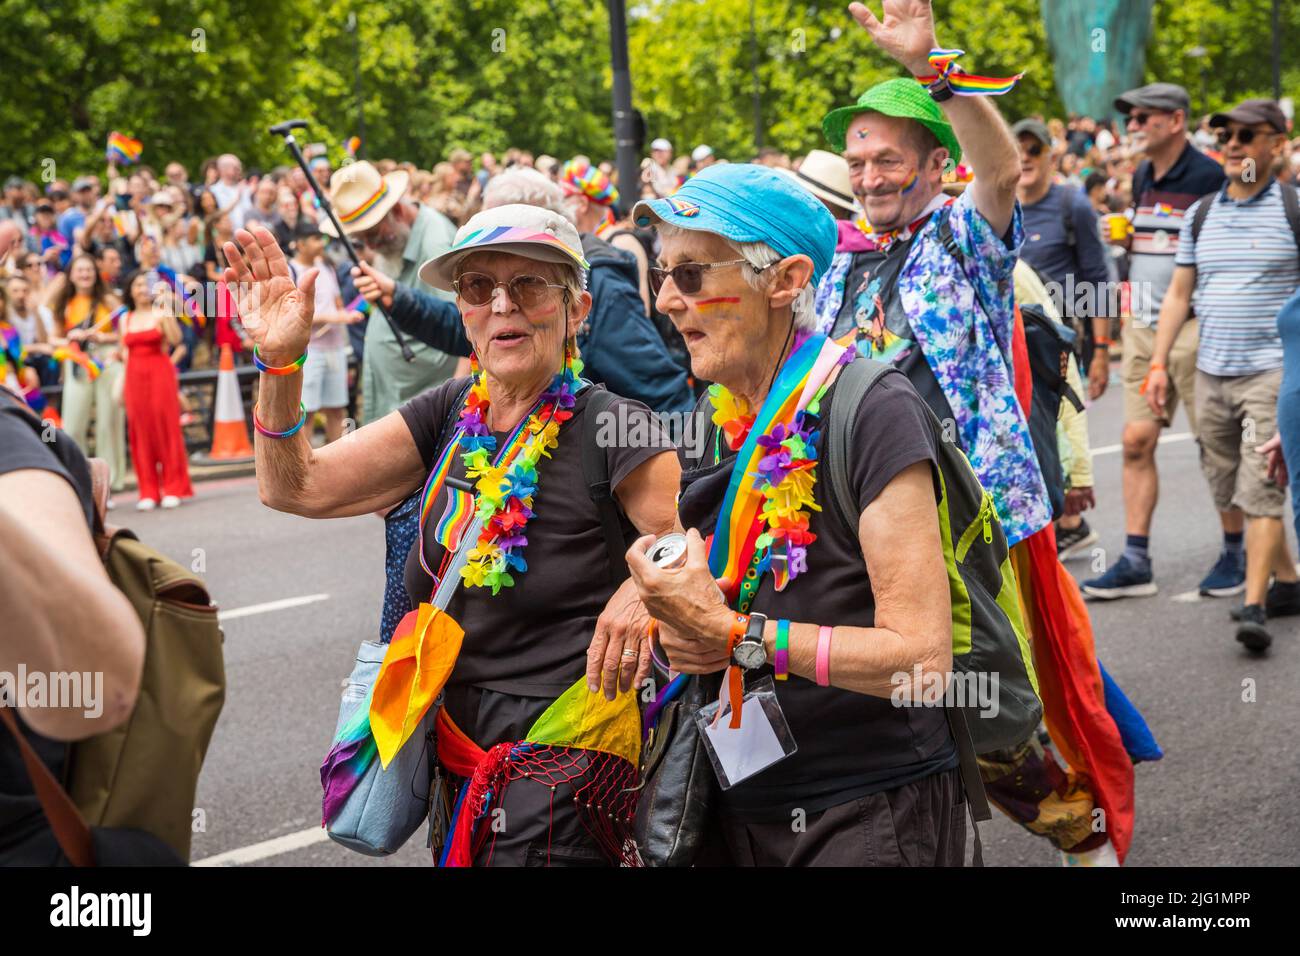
[648,258,769,296]
[453,272,568,308]
[1216,126,1270,146]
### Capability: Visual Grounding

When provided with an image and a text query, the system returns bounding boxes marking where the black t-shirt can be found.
[0,396,94,858]
[830,237,956,426]
[399,377,670,749]
[677,369,957,822]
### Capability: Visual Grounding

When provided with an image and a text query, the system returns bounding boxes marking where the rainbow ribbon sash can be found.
[918,48,1023,96]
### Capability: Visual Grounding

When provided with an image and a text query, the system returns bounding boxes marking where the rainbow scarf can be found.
[106,130,142,165]
[917,48,1024,96]
[707,333,847,602]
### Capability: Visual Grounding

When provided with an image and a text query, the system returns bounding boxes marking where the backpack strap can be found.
[0,707,96,866]
[825,356,895,538]
[580,384,631,585]
[1280,181,1300,258]
[1189,188,1221,250]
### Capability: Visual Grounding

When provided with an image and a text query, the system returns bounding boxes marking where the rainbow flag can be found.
[154,265,204,327]
[345,136,362,158]
[106,130,143,165]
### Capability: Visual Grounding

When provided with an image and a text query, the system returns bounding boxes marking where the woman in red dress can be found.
[121,270,194,510]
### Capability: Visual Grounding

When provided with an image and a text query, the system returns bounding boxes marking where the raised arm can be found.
[849,0,1019,235]
[223,225,427,518]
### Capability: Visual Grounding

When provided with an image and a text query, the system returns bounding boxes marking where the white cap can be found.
[691,144,714,163]
[417,203,589,292]
[650,138,673,152]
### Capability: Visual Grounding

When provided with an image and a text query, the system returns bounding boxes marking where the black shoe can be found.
[1230,580,1300,621]
[1234,604,1273,654]
[1056,518,1099,560]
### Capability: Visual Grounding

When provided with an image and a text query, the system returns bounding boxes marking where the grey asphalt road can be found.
[125,376,1299,867]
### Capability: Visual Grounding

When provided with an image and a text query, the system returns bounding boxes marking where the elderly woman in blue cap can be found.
[623,160,965,866]
[223,207,681,866]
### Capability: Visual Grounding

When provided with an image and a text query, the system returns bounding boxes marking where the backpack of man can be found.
[823,358,1043,758]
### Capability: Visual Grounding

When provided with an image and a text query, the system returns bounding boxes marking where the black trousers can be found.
[710,767,967,867]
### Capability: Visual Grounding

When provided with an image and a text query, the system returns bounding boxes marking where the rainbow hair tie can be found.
[253,346,308,375]
[918,48,1023,96]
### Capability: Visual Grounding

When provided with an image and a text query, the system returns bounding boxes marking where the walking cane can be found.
[267,119,415,362]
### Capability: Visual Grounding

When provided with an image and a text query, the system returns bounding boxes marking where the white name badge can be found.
[694,676,797,790]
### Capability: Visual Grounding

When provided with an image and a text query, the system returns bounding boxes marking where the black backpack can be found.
[1018,303,1084,520]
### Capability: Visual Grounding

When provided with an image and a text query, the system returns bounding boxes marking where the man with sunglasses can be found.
[1145,99,1300,652]
[1083,83,1228,602]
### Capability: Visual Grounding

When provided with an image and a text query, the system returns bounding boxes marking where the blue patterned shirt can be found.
[814,191,1051,546]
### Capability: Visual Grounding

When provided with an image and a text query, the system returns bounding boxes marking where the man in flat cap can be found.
[1084,82,1228,602]
[1145,97,1300,652]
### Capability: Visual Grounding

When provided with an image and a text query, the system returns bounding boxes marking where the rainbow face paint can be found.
[696,296,740,314]
[855,128,870,140]
[900,170,919,195]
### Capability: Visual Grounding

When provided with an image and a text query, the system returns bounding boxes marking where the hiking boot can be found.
[1056,518,1099,560]
[1198,549,1246,597]
[1234,604,1272,653]
[1082,555,1157,599]
[1230,579,1300,621]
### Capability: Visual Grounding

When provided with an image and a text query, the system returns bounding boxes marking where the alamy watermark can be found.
[593,405,709,460]
[0,666,103,719]
[889,664,1000,719]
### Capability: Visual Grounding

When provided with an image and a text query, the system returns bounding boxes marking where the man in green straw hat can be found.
[807,2,1134,867]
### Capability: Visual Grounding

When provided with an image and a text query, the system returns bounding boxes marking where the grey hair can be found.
[482,167,576,225]
[655,224,818,331]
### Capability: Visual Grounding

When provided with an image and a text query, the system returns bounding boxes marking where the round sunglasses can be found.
[648,258,769,296]
[453,272,569,308]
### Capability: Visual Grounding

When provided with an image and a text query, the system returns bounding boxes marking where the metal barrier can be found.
[41,357,360,454]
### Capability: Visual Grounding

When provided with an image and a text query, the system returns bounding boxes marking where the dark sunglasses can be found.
[1216,126,1269,146]
[453,272,568,308]
[1022,142,1045,158]
[649,258,768,296]
[1127,111,1153,127]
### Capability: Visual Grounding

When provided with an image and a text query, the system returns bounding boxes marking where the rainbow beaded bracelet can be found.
[253,346,308,375]
[253,402,308,439]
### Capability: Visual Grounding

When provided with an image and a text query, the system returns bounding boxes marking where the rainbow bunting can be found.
[106,130,143,165]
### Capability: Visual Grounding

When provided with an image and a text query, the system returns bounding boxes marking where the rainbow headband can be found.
[918,48,1023,96]
[338,181,390,224]
[451,225,589,270]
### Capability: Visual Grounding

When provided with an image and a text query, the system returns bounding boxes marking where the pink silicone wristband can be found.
[816,625,833,686]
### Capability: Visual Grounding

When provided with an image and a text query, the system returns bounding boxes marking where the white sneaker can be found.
[160,496,181,509]
[136,498,157,511]
[1060,841,1120,867]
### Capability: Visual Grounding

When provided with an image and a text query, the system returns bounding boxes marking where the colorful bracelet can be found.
[774,619,790,680]
[646,620,671,673]
[816,625,833,687]
[253,346,308,376]
[253,402,307,439]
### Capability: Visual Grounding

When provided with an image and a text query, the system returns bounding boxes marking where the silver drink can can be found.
[648,533,689,569]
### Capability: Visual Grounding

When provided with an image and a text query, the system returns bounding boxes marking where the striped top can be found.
[1176,181,1299,376]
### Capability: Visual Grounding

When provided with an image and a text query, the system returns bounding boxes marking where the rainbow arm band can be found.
[916,48,1023,96]
[253,402,307,439]
[253,346,308,375]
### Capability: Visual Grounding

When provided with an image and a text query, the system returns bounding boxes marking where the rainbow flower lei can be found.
[456,350,582,594]
[707,343,849,591]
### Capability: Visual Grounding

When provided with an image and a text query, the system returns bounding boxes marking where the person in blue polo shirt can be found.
[1083,82,1229,602]
[1146,98,1300,653]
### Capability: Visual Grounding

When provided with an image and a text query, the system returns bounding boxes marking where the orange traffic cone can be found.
[207,343,253,460]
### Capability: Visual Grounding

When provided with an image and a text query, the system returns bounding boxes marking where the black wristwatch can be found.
[732,612,768,670]
[928,78,955,103]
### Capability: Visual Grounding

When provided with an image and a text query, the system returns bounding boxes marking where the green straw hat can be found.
[823,78,962,166]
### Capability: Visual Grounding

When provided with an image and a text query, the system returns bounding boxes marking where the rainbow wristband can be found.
[774,619,790,680]
[816,625,833,687]
[253,402,307,439]
[253,346,308,376]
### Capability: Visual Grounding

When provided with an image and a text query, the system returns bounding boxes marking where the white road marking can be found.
[1091,432,1194,457]
[218,593,330,621]
[192,826,330,866]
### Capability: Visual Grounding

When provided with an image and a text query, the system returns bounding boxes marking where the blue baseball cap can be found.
[631,163,837,287]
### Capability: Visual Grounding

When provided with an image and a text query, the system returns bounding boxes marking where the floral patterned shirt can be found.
[814,190,1051,546]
